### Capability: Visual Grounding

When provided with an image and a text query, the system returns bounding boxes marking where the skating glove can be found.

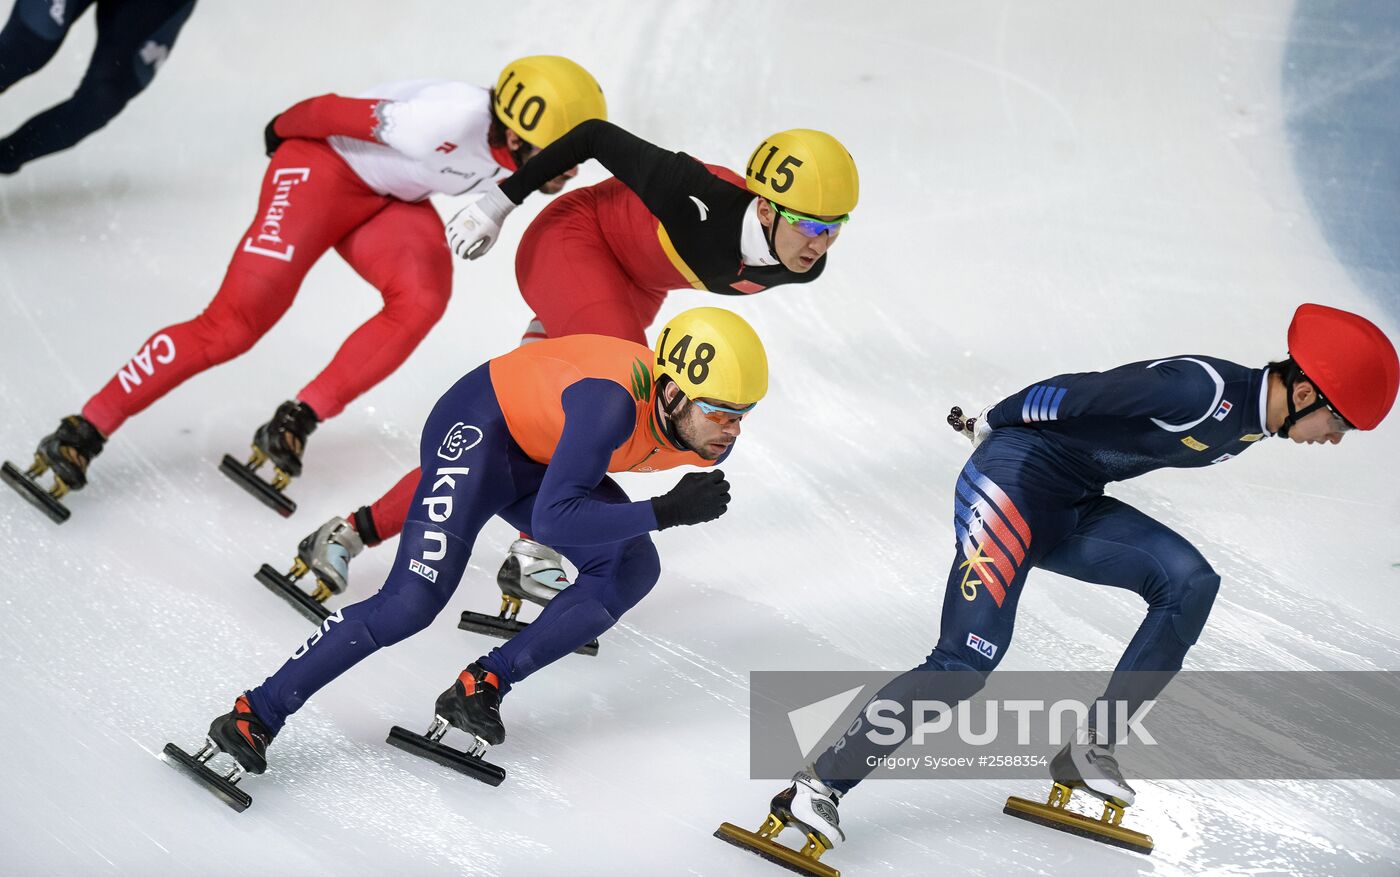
[446,185,516,260]
[651,470,731,529]
[948,405,994,448]
[264,115,284,157]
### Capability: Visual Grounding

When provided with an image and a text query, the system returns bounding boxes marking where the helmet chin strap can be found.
[765,200,783,263]
[657,379,692,451]
[1277,364,1327,439]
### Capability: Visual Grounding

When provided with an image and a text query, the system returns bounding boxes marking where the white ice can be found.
[2,1,1398,875]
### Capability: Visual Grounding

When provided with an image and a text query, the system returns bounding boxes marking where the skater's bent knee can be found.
[356,579,452,646]
[1170,566,1220,646]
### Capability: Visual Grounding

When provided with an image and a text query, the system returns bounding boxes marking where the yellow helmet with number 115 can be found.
[653,308,768,407]
[494,56,607,148]
[745,129,859,217]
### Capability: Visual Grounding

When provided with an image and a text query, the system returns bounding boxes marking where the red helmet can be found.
[1287,303,1399,430]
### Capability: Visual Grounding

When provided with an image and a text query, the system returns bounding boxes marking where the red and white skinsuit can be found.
[81,80,518,435]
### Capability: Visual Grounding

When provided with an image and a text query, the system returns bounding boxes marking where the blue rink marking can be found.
[1284,0,1400,322]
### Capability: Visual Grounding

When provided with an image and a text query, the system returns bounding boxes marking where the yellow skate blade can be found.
[714,822,840,877]
[1003,795,1153,854]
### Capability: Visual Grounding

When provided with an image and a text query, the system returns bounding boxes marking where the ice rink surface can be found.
[2,1,1399,874]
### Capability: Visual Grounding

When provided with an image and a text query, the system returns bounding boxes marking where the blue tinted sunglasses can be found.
[694,399,757,424]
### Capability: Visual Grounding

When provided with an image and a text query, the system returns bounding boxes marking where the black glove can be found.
[651,470,730,529]
[264,115,284,157]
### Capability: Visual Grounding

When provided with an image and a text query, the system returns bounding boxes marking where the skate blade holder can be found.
[162,739,253,812]
[385,716,506,787]
[1,456,73,523]
[458,595,600,657]
[714,813,840,877]
[219,446,296,517]
[255,557,333,623]
[1003,782,1153,854]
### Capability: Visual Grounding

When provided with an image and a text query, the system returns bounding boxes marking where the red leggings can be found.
[81,139,452,435]
[359,193,669,543]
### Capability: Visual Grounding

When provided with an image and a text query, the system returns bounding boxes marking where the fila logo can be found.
[1212,400,1233,421]
[291,610,345,660]
[117,334,176,393]
[1211,453,1235,464]
[436,141,458,154]
[967,632,998,660]
[409,559,438,582]
[243,167,310,261]
[689,195,709,221]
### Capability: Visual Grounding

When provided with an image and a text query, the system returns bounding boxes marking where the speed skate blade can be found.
[1003,795,1153,854]
[218,454,296,517]
[1,460,71,523]
[714,823,840,877]
[385,725,506,787]
[162,743,252,812]
[457,610,600,656]
[254,564,331,623]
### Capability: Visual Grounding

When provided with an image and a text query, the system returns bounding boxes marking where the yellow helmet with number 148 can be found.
[653,308,768,407]
[494,56,607,148]
[745,129,859,217]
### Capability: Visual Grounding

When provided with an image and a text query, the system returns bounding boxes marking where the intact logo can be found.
[967,632,998,660]
[437,422,483,461]
[409,559,438,583]
[1212,400,1233,421]
[243,167,311,262]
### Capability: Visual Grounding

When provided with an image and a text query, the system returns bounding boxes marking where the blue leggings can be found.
[815,434,1221,792]
[247,366,660,734]
[0,0,195,172]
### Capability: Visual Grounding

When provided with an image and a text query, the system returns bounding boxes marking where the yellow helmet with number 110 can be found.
[494,56,607,148]
[653,308,768,407]
[745,129,859,217]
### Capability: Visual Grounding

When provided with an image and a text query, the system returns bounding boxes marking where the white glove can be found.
[947,405,994,448]
[446,186,516,260]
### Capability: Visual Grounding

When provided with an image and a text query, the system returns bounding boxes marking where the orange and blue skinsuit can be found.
[246,335,722,734]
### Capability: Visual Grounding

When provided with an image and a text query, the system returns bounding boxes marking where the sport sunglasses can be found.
[694,399,757,424]
[775,204,850,238]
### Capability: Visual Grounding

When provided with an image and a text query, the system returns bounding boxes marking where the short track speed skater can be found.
[1,415,106,523]
[255,517,364,622]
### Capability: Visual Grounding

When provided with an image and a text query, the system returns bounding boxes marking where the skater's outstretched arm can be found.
[270,94,383,145]
[987,357,1225,430]
[497,119,715,219]
[530,379,660,546]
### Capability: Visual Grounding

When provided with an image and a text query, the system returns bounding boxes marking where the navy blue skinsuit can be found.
[814,356,1273,792]
[246,365,724,735]
[0,0,195,172]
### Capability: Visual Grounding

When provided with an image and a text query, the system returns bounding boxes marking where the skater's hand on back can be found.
[447,186,516,260]
[651,470,730,529]
[948,405,994,448]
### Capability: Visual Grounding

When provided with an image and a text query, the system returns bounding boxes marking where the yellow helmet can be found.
[653,307,768,407]
[745,129,859,217]
[494,56,607,148]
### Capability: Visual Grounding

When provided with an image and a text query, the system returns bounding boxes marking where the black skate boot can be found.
[715,770,843,877]
[1,414,106,523]
[459,538,600,656]
[386,663,507,787]
[219,400,318,517]
[163,695,274,812]
[1003,736,1153,854]
[255,515,366,623]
